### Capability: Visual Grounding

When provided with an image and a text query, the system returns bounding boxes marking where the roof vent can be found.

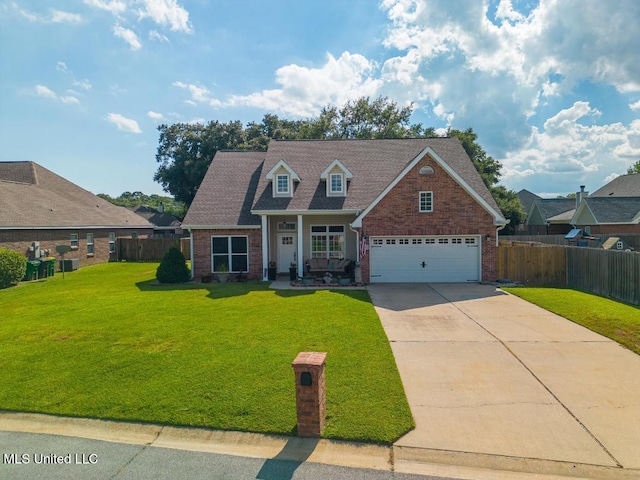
[419,166,434,175]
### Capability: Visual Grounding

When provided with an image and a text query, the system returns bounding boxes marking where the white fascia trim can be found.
[182,225,261,230]
[251,209,360,216]
[320,159,354,179]
[352,147,507,228]
[265,160,300,181]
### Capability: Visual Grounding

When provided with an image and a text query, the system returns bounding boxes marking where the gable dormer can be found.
[266,160,300,198]
[320,159,354,197]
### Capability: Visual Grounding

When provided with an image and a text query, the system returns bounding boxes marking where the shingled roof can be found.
[0,161,152,229]
[575,197,640,224]
[184,138,505,227]
[591,173,640,197]
[182,151,265,227]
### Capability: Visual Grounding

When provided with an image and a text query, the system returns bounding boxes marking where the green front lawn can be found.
[503,287,640,355]
[0,263,413,443]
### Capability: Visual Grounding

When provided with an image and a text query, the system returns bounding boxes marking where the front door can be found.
[277,233,297,273]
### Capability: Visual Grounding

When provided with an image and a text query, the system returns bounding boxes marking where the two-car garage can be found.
[369,236,481,283]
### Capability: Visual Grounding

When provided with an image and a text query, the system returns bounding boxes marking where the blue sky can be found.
[1,0,639,199]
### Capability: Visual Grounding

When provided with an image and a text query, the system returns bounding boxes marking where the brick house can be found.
[0,161,153,267]
[182,138,507,283]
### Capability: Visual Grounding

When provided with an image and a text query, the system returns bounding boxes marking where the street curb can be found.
[394,445,640,480]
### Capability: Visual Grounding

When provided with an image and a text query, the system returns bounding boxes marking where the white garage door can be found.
[369,236,480,283]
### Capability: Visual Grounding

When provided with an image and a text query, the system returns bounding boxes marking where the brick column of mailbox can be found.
[292,352,327,437]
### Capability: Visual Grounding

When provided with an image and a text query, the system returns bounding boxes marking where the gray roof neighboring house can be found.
[130,205,181,229]
[526,198,576,225]
[517,189,541,218]
[572,197,640,225]
[0,161,152,229]
[591,173,640,197]
[183,138,505,228]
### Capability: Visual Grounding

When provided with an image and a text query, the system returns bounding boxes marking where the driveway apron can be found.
[368,283,640,477]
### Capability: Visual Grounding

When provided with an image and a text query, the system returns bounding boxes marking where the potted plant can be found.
[268,261,277,281]
[289,261,297,281]
[217,263,229,283]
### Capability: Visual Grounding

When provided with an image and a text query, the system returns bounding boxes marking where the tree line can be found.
[153,96,523,231]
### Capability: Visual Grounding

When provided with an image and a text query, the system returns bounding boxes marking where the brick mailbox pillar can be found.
[292,351,327,437]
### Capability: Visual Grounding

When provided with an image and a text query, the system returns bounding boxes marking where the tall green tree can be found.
[627,160,640,174]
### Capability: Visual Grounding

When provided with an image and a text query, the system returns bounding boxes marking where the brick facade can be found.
[190,228,262,281]
[0,228,152,268]
[359,156,499,282]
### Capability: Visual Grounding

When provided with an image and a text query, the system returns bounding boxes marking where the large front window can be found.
[212,236,248,272]
[311,225,345,258]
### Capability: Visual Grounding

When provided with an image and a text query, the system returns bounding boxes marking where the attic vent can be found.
[419,166,434,175]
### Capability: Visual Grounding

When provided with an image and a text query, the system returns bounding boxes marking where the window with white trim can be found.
[70,233,78,248]
[276,174,290,195]
[425,238,435,244]
[211,236,248,272]
[412,238,422,245]
[465,238,476,244]
[372,239,383,246]
[419,191,433,212]
[329,173,344,194]
[311,225,344,258]
[109,232,116,253]
[438,238,449,244]
[86,233,94,255]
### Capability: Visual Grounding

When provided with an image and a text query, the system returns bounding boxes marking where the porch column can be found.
[261,215,269,281]
[297,214,304,277]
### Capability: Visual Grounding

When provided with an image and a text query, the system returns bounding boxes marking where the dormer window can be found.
[330,173,344,194]
[266,160,299,198]
[276,174,290,195]
[321,159,353,197]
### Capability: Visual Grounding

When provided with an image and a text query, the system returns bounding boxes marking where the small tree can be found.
[0,248,26,289]
[156,246,190,284]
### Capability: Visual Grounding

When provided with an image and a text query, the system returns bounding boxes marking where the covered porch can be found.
[259,212,359,281]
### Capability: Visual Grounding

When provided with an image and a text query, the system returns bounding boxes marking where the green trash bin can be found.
[47,258,55,277]
[23,260,41,281]
[37,259,49,279]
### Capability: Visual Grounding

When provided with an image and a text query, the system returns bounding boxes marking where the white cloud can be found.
[377,0,640,157]
[56,62,69,73]
[8,4,83,24]
[51,10,83,24]
[73,78,92,90]
[34,85,79,105]
[630,100,640,111]
[136,0,192,33]
[113,25,141,50]
[106,113,142,133]
[148,30,169,42]
[82,0,127,15]
[500,102,640,193]
[60,95,80,104]
[226,52,382,118]
[172,81,222,108]
[35,85,57,100]
[147,110,165,121]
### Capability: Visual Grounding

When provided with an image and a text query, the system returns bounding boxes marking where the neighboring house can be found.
[571,197,640,234]
[517,189,541,221]
[571,174,640,235]
[525,198,577,235]
[0,161,153,266]
[182,138,507,283]
[130,205,183,237]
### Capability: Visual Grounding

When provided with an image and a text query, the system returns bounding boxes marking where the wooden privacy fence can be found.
[498,240,640,305]
[117,238,187,262]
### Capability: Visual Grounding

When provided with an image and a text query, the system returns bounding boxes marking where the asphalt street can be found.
[0,431,455,480]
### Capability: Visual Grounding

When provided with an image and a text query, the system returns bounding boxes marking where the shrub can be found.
[156,246,190,284]
[0,248,27,289]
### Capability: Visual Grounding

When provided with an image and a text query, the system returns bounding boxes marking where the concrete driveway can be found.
[368,283,640,479]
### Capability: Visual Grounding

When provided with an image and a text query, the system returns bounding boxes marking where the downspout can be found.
[189,229,194,280]
[349,222,360,263]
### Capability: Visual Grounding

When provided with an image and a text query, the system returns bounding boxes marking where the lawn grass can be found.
[503,287,640,355]
[0,263,413,443]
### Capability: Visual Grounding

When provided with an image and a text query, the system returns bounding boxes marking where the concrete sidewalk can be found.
[368,283,640,480]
